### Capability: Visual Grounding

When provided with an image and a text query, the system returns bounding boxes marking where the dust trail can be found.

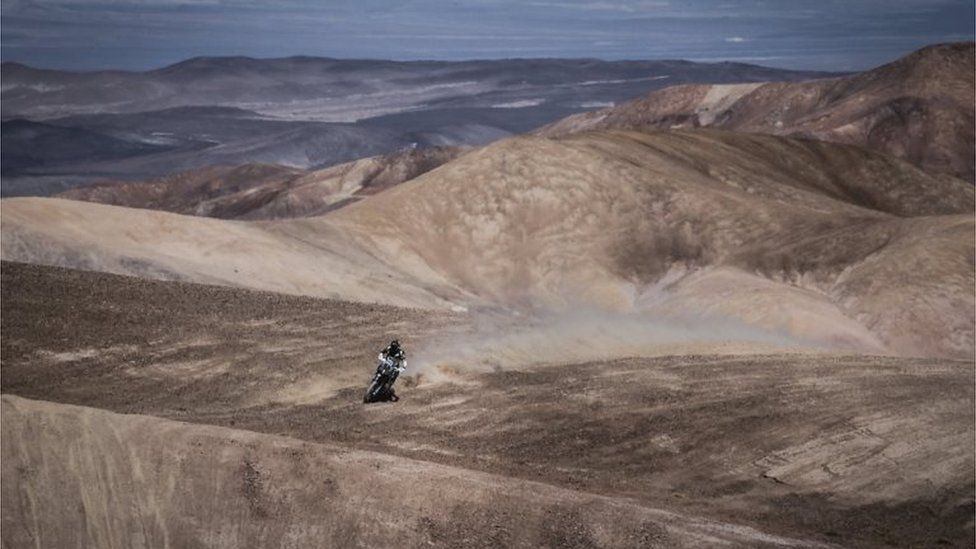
[408,308,823,381]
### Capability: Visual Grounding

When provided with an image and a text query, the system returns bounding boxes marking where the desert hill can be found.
[328,130,973,358]
[0,196,472,309]
[5,129,972,358]
[539,42,975,182]
[56,163,303,216]
[56,146,463,219]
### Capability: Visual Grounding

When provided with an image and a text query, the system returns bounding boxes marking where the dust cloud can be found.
[408,306,817,380]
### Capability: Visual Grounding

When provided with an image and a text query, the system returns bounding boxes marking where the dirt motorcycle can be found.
[363,354,406,403]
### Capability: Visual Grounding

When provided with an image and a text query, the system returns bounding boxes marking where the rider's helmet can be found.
[389,339,400,352]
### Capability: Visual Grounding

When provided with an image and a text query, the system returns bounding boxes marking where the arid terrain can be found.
[56,146,465,219]
[3,262,973,548]
[540,42,975,182]
[5,129,972,357]
[1,57,829,196]
[1,41,974,549]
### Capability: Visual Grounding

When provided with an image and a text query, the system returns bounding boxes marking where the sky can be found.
[2,0,974,71]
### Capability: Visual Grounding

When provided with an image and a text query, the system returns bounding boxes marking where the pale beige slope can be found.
[0,197,464,309]
[329,130,972,357]
[1,395,832,549]
[3,129,971,357]
[740,214,976,358]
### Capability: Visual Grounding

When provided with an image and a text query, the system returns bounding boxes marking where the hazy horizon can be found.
[2,0,973,72]
[3,51,857,73]
[3,39,970,75]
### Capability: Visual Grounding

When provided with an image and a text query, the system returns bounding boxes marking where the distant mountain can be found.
[0,107,490,197]
[56,147,464,219]
[0,56,831,196]
[1,119,173,175]
[539,43,975,182]
[1,57,832,121]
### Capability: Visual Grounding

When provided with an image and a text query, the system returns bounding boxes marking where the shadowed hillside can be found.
[56,146,464,219]
[1,56,830,195]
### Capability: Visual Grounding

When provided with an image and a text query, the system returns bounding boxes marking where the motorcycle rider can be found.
[376,339,406,401]
[381,339,405,364]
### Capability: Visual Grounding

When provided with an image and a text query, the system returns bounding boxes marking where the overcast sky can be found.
[2,0,973,71]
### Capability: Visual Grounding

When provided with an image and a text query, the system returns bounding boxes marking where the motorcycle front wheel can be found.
[364,379,382,403]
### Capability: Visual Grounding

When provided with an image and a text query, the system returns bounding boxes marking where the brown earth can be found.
[538,42,975,182]
[5,129,973,359]
[2,262,973,548]
[1,395,844,549]
[55,146,464,219]
[327,129,975,358]
[55,163,305,217]
[3,44,973,546]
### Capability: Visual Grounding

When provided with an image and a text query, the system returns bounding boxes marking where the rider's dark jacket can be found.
[381,345,405,362]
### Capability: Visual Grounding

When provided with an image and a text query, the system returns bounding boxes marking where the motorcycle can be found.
[363,354,406,403]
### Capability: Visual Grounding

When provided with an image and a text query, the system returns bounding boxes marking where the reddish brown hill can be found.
[57,146,464,219]
[539,42,975,182]
[239,146,463,219]
[57,163,303,218]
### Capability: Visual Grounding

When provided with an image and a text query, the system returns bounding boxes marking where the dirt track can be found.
[3,261,973,548]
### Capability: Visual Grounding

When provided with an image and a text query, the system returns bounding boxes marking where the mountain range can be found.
[1,56,831,195]
[540,42,975,182]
